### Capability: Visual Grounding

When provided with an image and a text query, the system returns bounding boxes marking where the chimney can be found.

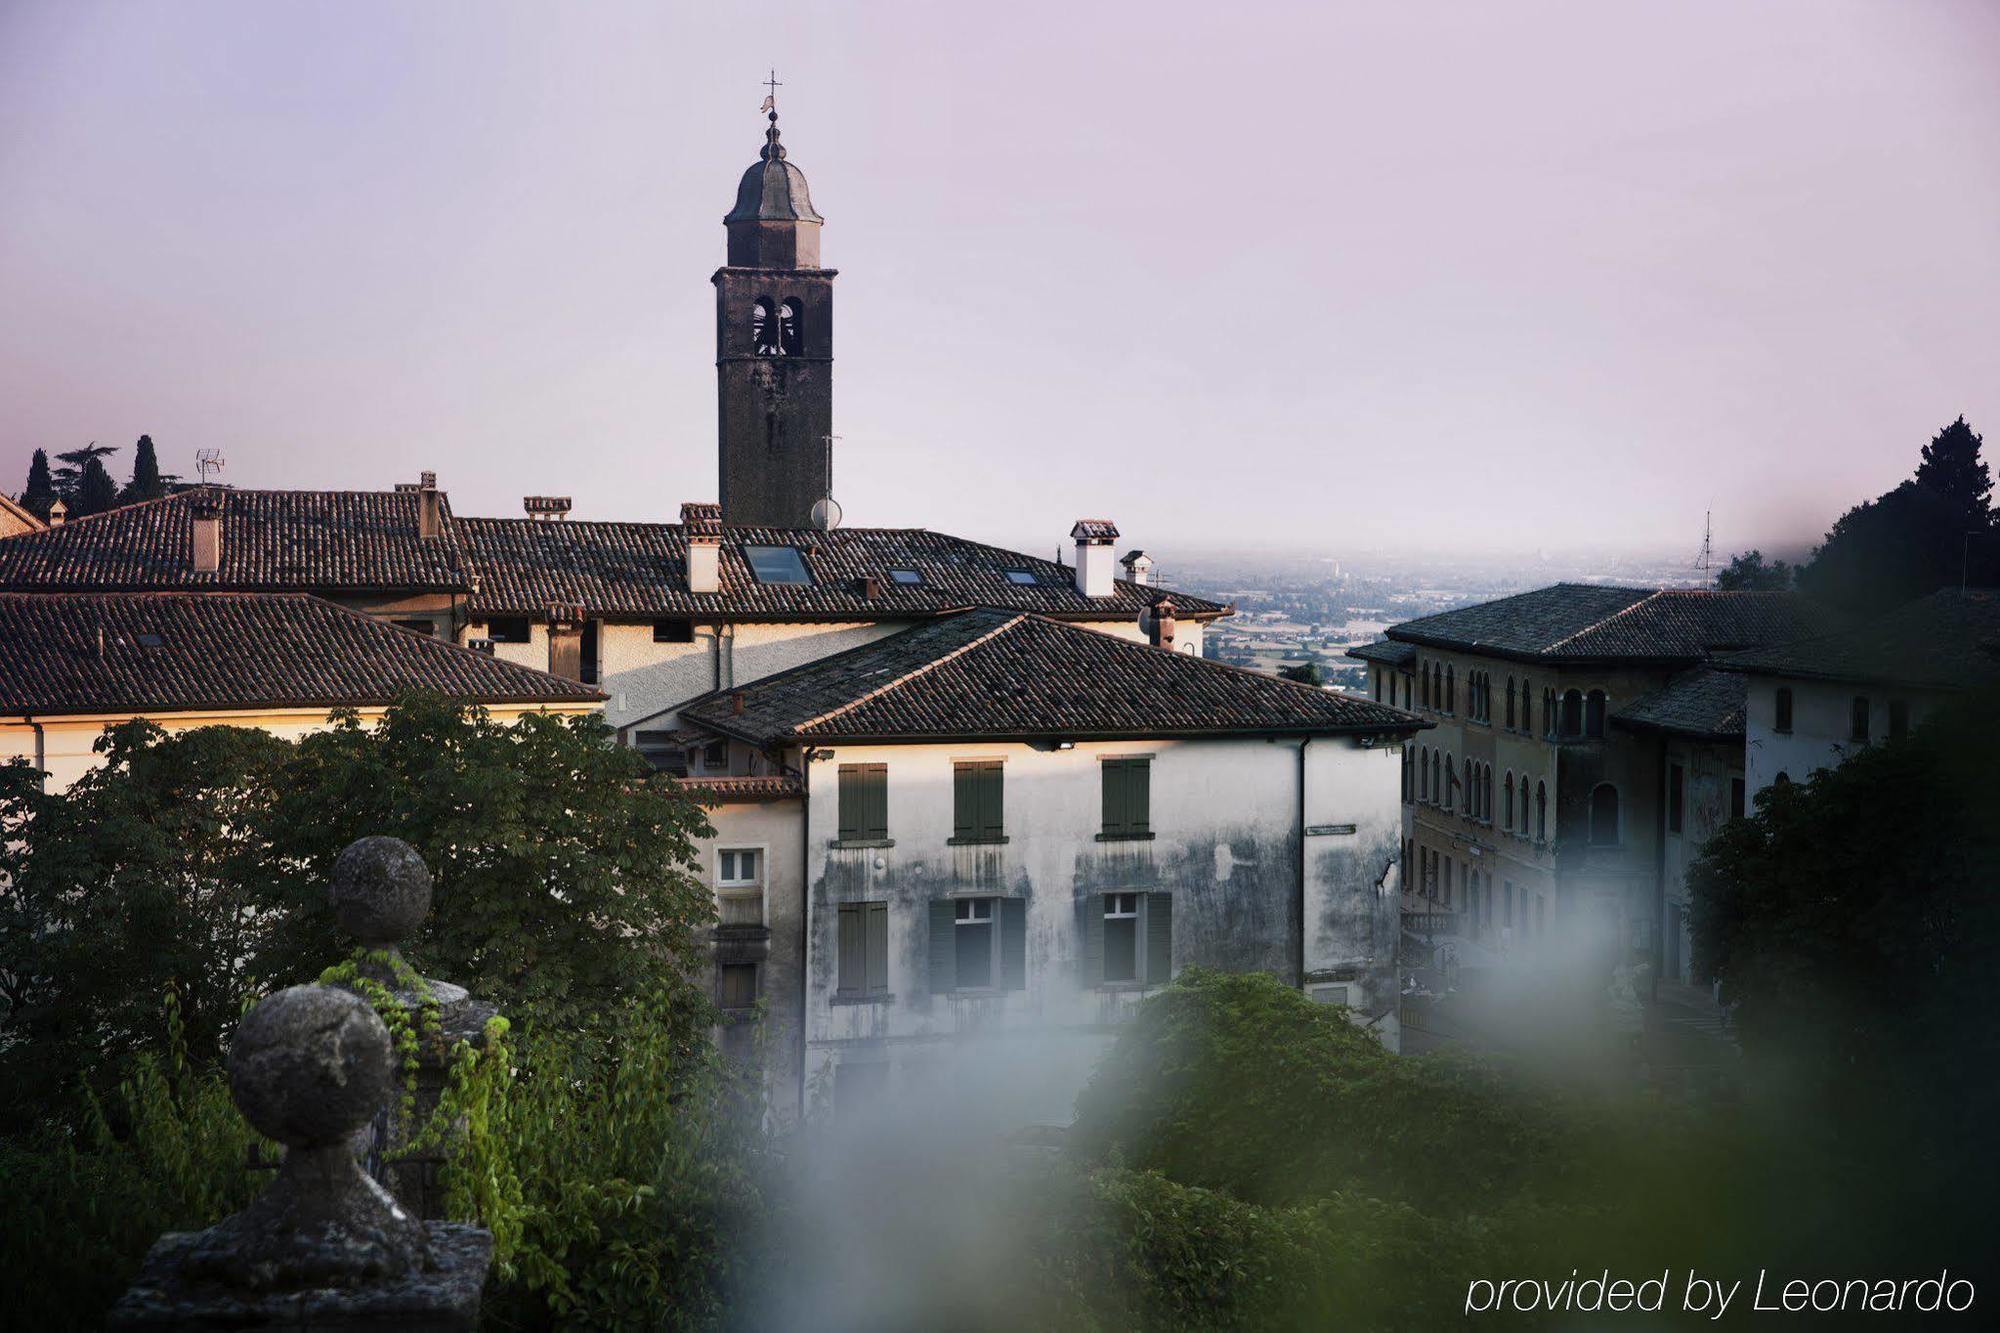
[190,491,221,573]
[523,495,572,521]
[416,471,442,540]
[682,501,723,595]
[1069,519,1119,598]
[1146,597,1178,651]
[731,691,746,716]
[1120,550,1153,586]
[46,499,66,528]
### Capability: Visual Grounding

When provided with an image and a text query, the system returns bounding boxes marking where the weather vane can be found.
[761,69,782,118]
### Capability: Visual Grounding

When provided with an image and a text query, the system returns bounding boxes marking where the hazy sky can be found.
[2,1,1996,561]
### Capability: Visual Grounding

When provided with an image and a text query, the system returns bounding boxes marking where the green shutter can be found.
[837,904,863,993]
[928,899,956,994]
[1145,893,1173,985]
[839,768,862,841]
[1128,761,1150,835]
[953,765,975,841]
[981,763,1004,839]
[865,902,889,993]
[1102,762,1127,836]
[866,767,889,840]
[1080,894,1105,986]
[839,765,889,841]
[1000,898,1026,990]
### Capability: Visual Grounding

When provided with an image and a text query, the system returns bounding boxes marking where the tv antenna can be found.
[195,449,226,485]
[1698,509,1713,579]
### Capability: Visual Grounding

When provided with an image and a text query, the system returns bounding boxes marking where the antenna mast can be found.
[1699,510,1713,579]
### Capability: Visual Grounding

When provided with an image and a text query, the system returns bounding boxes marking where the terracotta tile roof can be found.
[675,774,804,804]
[1386,584,1845,664]
[1717,588,2000,691]
[1069,519,1119,541]
[456,518,1229,621]
[0,489,472,593]
[679,609,1428,745]
[0,592,602,717]
[1611,667,1746,740]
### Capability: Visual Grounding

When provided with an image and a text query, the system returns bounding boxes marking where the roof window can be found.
[744,545,812,585]
[888,568,923,585]
[1004,570,1039,586]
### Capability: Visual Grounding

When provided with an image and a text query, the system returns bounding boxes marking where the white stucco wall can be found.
[770,732,1399,1123]
[1742,675,1949,799]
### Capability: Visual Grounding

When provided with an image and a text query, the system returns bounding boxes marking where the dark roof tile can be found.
[1717,588,2000,690]
[1387,584,1844,663]
[1611,667,1746,740]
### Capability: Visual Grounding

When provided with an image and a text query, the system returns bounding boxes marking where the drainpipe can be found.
[797,747,814,1124]
[711,620,724,692]
[1650,735,1668,1004]
[26,716,45,793]
[1296,736,1311,989]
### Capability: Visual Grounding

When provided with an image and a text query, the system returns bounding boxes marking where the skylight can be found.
[744,545,812,585]
[1004,570,1038,586]
[888,568,923,585]
[136,632,166,649]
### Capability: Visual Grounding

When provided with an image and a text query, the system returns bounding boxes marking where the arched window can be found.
[1504,773,1515,829]
[1433,752,1443,805]
[1774,687,1793,733]
[1505,678,1516,729]
[1560,689,1584,738]
[1402,748,1413,803]
[1536,781,1548,842]
[1463,757,1474,814]
[1589,783,1620,845]
[1520,680,1532,734]
[1421,664,1431,710]
[1418,746,1429,801]
[779,299,804,355]
[1444,666,1456,714]
[1850,695,1870,742]
[1585,689,1607,739]
[1373,672,1382,702]
[1543,688,1557,738]
[1484,765,1494,821]
[751,296,780,354]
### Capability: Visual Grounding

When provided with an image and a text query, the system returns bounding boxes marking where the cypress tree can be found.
[21,449,55,518]
[122,434,166,503]
[75,456,119,516]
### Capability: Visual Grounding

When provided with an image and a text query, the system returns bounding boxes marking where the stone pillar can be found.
[111,984,491,1330]
[328,836,500,1220]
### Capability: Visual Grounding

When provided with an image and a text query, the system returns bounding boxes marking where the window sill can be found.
[1095,832,1156,843]
[831,992,895,1006]
[830,838,895,850]
[946,836,1010,846]
[1096,980,1153,993]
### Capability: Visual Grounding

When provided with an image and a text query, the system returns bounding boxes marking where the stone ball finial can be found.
[228,985,394,1149]
[331,835,433,947]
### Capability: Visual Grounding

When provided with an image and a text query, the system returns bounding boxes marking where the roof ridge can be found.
[793,612,1026,731]
[1543,588,1662,652]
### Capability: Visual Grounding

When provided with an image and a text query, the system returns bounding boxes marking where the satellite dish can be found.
[810,495,843,531]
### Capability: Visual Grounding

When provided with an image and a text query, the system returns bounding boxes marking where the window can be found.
[778,298,803,355]
[391,618,436,638]
[1584,690,1607,739]
[1731,776,1746,818]
[1668,763,1685,834]
[719,963,757,1009]
[952,760,1005,843]
[1589,784,1620,846]
[700,740,728,771]
[1309,984,1350,1007]
[1431,752,1442,806]
[744,544,812,584]
[486,616,532,644]
[1543,688,1557,738]
[1463,758,1474,815]
[1560,689,1584,738]
[838,764,890,842]
[1888,699,1909,740]
[1101,758,1152,839]
[1520,680,1532,734]
[1003,569,1039,586]
[136,632,167,649]
[716,848,763,925]
[837,902,890,998]
[1373,673,1382,702]
[1104,893,1139,982]
[888,568,923,585]
[1503,881,1514,930]
[1418,747,1429,801]
[1850,695,1870,742]
[1421,664,1431,709]
[653,618,695,643]
[634,731,686,775]
[1536,781,1548,842]
[929,896,1025,992]
[1444,666,1456,713]
[1774,687,1793,734]
[1504,774,1515,830]
[1505,678,1516,729]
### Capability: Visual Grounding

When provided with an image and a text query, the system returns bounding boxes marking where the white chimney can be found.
[191,492,221,573]
[683,501,722,595]
[1070,519,1119,598]
[1120,550,1153,586]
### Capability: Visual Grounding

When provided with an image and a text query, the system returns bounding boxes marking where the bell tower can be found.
[715,100,836,529]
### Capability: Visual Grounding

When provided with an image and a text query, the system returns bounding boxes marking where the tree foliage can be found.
[1714,548,1793,591]
[121,434,169,503]
[51,441,122,518]
[0,696,716,1129]
[20,447,55,517]
[1798,416,1998,615]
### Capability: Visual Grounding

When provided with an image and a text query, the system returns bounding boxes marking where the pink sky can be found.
[2,0,1996,560]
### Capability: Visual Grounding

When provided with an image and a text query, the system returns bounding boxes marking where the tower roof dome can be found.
[725,114,822,224]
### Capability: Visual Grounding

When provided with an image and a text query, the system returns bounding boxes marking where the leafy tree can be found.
[20,448,55,518]
[1914,414,1992,516]
[50,441,121,518]
[1278,661,1324,686]
[1714,549,1793,591]
[1688,686,2000,1175]
[1798,417,1998,615]
[0,696,715,1127]
[121,434,169,503]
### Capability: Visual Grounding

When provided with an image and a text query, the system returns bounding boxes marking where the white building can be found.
[673,608,1425,1121]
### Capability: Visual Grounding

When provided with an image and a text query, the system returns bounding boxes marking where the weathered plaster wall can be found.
[1741,676,1949,799]
[785,733,1397,1120]
[1658,736,1740,984]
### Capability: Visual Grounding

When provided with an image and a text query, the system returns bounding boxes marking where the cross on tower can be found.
[763,69,782,111]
